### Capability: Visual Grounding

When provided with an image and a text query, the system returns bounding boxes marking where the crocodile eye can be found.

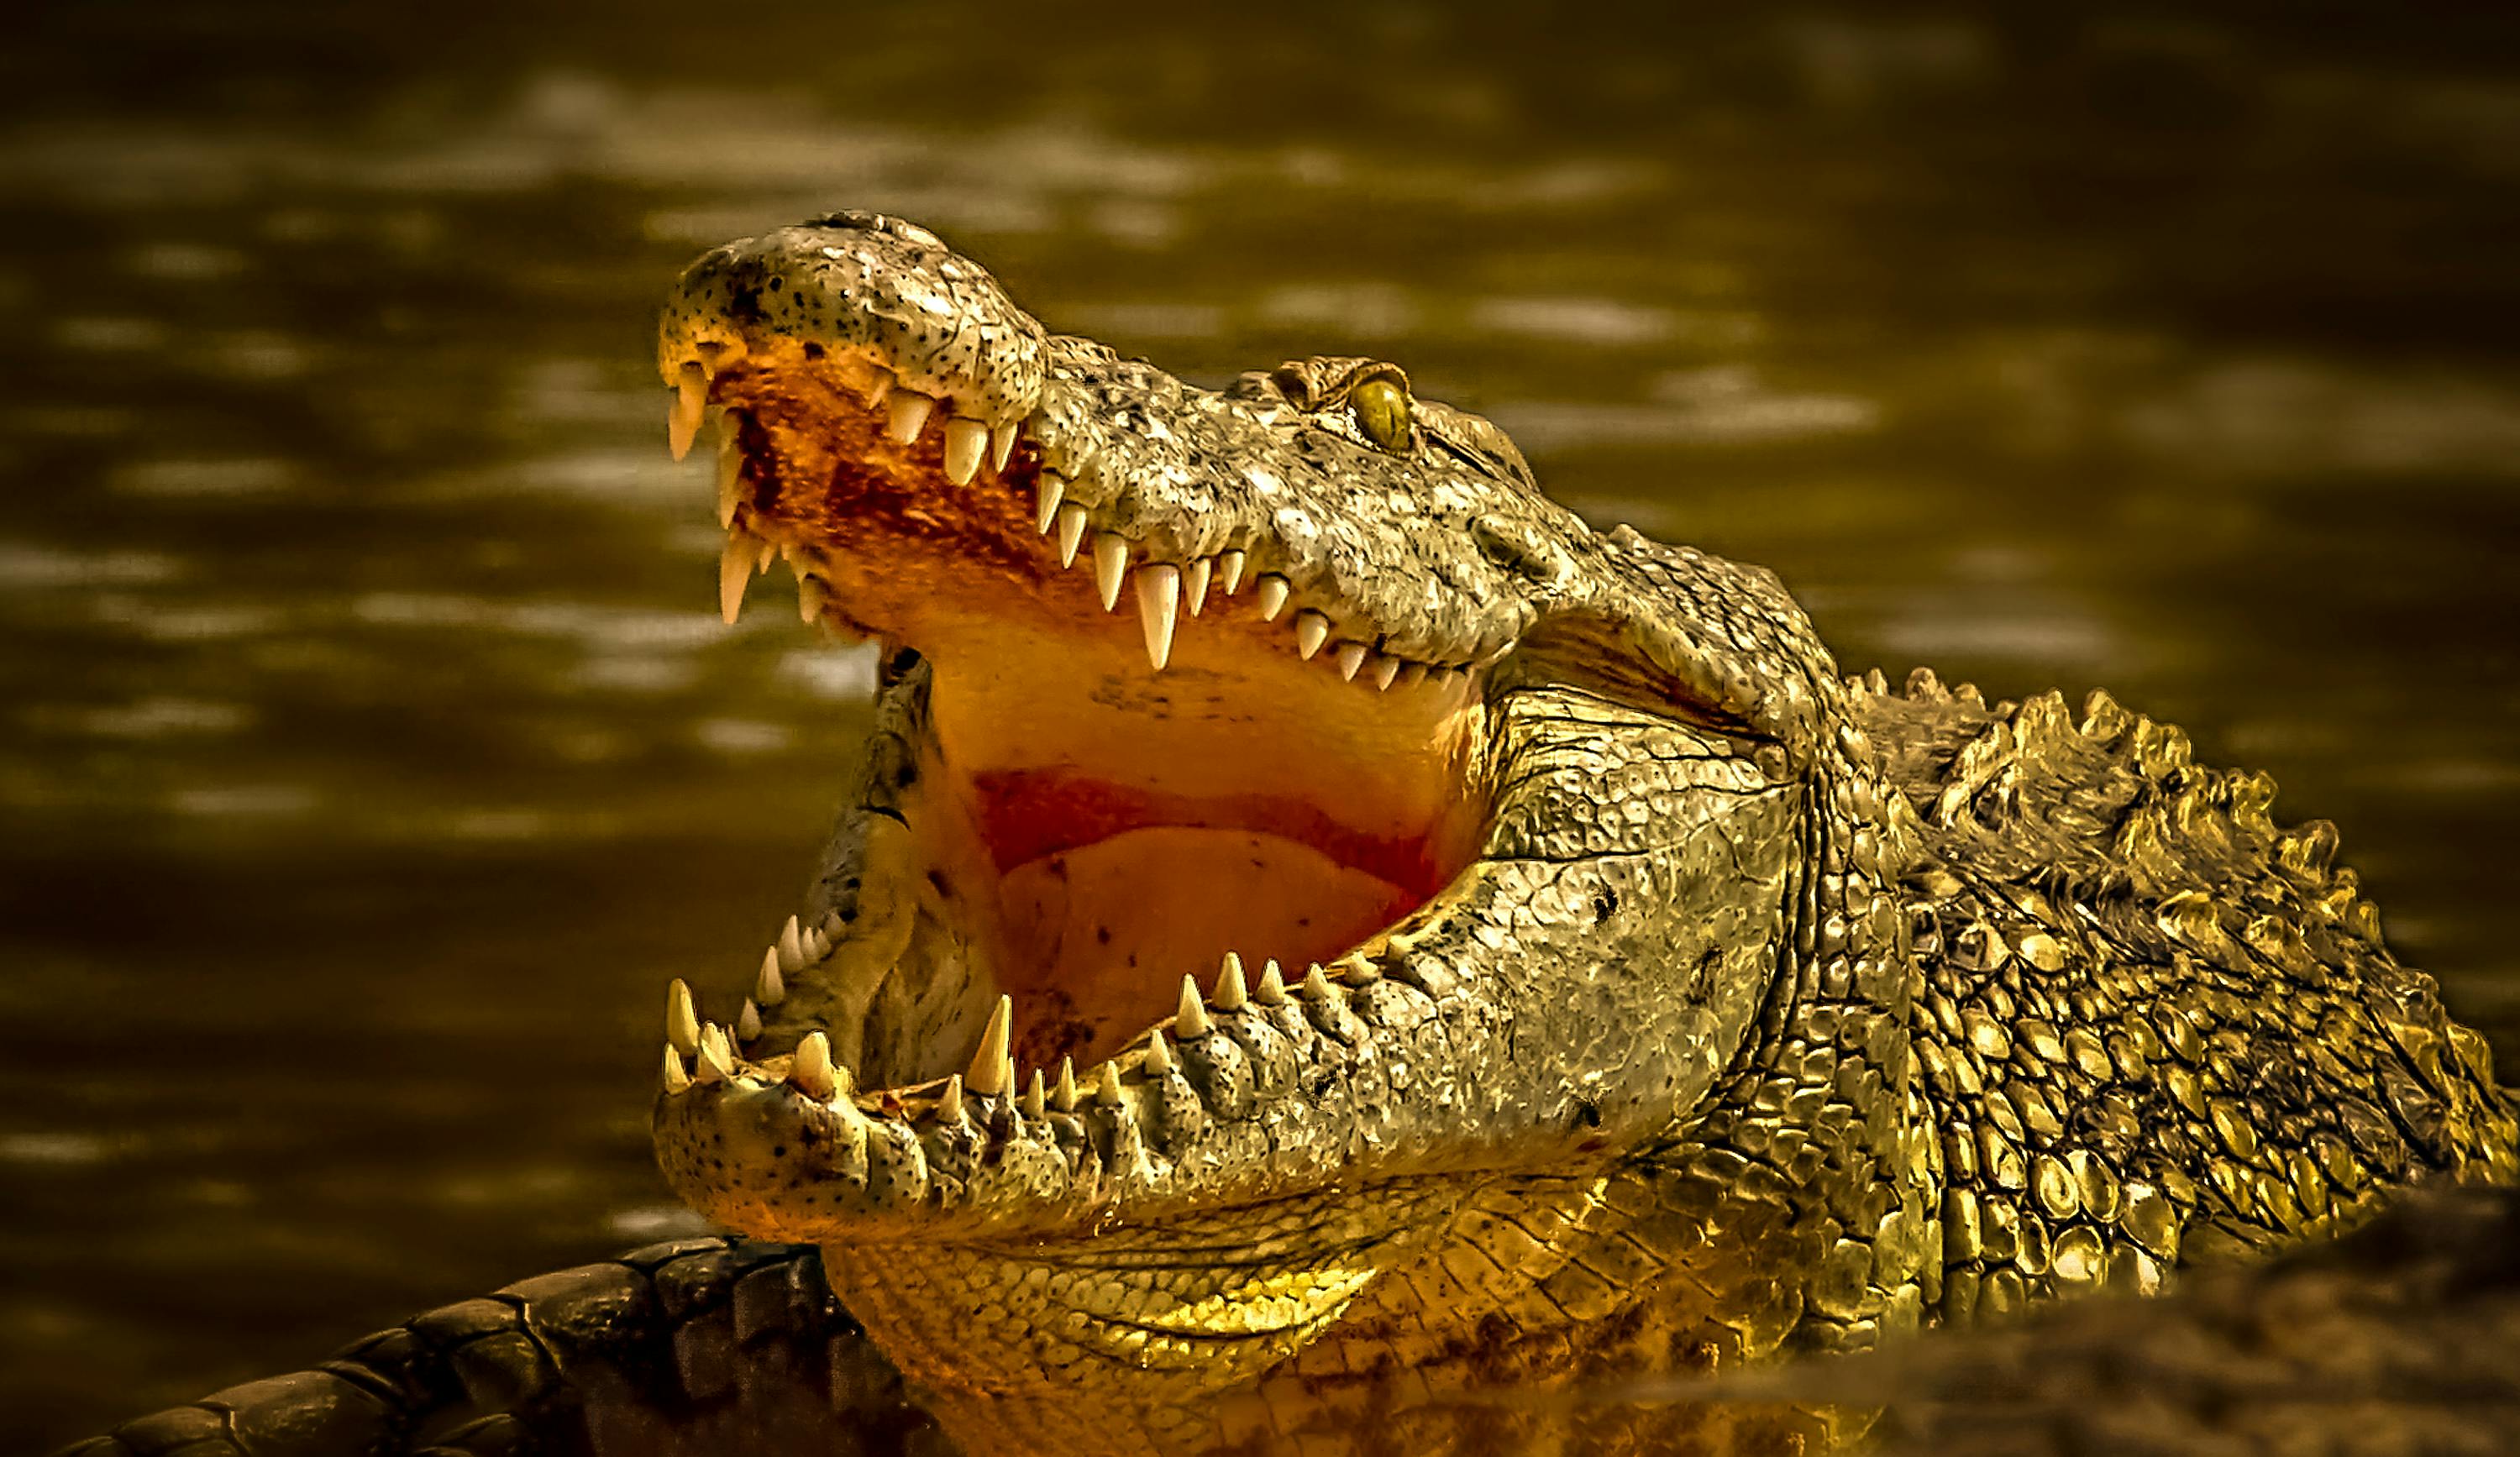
[1351,377,1412,453]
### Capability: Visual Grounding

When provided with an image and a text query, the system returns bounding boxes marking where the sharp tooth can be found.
[1143,1030,1174,1077]
[662,1045,692,1094]
[821,909,848,940]
[1096,1061,1124,1107]
[1022,1067,1047,1119]
[1301,963,1336,999]
[1293,610,1331,660]
[669,372,706,461]
[887,390,935,444]
[1184,558,1211,616]
[1174,975,1211,1038]
[718,531,755,625]
[1255,960,1289,1004]
[777,915,805,974]
[1055,1056,1079,1113]
[1344,958,1381,986]
[1093,532,1129,611]
[1253,575,1290,621]
[967,994,1013,1097]
[1213,952,1248,1011]
[1056,504,1090,567]
[990,421,1020,473]
[941,1073,966,1121]
[803,925,830,962]
[1136,564,1180,670]
[1394,661,1427,691]
[737,999,762,1041]
[715,430,744,529]
[667,979,701,1056]
[755,537,777,573]
[1335,642,1368,681]
[942,417,989,485]
[696,1024,733,1082]
[1218,549,1247,595]
[798,574,827,624]
[865,366,895,409]
[1372,653,1402,690]
[791,1031,837,1099]
[1034,473,1066,534]
[754,948,786,1007]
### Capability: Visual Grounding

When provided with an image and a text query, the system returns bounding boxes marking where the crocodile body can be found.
[66,214,2518,1457]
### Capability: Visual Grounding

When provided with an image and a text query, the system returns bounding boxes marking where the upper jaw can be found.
[659,212,1832,755]
[657,211,1551,689]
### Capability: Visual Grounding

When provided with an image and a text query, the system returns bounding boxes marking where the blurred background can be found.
[5,0,2517,1443]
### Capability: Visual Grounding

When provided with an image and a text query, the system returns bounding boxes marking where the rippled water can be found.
[7,3,2518,1443]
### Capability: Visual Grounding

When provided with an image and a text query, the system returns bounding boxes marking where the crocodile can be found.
[64,211,2519,1457]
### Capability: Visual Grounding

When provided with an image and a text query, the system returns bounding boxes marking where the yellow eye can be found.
[1351,376,1412,452]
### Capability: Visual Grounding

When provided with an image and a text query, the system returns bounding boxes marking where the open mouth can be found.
[675,301,1496,1086]
[645,215,1551,1239]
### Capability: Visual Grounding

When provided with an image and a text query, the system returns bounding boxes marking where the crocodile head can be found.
[650,212,1903,1452]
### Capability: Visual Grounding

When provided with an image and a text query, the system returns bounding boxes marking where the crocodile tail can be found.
[55,1238,928,1456]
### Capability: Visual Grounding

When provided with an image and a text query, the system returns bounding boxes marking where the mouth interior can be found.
[706,343,1491,1082]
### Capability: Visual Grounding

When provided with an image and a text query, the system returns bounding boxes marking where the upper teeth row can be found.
[670,356,1491,693]
[661,917,1366,1123]
[884,387,1021,487]
[1033,480,1477,692]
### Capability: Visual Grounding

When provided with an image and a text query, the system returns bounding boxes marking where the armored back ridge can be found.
[66,214,2518,1457]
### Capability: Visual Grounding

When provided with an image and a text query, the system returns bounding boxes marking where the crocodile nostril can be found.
[808,211,946,249]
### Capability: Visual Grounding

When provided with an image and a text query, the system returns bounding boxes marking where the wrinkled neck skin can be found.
[780,667,1914,1454]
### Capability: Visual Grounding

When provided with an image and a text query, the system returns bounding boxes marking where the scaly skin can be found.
[66,213,2518,1457]
[1636,1182,2520,1456]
